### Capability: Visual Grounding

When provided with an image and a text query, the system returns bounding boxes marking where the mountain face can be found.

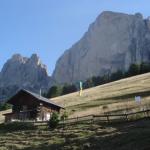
[0,54,54,99]
[1,11,150,99]
[53,11,150,84]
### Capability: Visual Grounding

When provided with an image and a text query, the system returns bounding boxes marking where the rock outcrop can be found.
[0,54,54,99]
[53,11,150,83]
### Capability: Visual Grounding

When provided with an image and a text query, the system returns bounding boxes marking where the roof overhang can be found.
[7,89,64,109]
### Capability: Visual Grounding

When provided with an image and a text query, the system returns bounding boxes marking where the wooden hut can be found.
[3,89,64,122]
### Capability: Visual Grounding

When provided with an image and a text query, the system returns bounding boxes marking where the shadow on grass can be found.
[21,119,150,150]
[0,122,37,133]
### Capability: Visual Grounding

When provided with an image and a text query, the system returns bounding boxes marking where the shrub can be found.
[0,103,11,111]
[61,111,68,121]
[0,122,36,132]
[48,112,60,129]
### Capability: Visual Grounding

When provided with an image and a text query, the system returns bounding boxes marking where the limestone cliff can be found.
[0,54,54,99]
[53,11,150,83]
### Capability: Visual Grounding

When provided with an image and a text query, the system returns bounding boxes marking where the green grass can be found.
[0,122,37,132]
[0,119,150,150]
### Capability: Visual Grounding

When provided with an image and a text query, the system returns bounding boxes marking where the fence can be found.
[31,109,150,127]
[60,109,150,125]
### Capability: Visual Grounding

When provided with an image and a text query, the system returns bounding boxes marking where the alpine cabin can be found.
[3,89,64,122]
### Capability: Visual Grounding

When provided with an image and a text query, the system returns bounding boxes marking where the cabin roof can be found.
[7,89,64,109]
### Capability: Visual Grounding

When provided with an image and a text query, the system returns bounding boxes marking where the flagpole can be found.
[79,81,83,96]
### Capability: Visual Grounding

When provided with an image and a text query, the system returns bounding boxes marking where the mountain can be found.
[0,54,54,99]
[52,11,150,84]
[2,11,150,99]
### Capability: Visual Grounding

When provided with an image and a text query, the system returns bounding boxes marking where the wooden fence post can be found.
[145,110,149,117]
[125,113,128,121]
[77,117,78,122]
[91,115,94,124]
[106,115,110,123]
[93,115,95,124]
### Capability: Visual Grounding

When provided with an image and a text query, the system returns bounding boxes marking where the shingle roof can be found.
[8,89,64,109]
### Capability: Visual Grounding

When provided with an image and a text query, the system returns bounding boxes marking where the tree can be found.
[84,78,94,89]
[127,63,140,76]
[110,70,124,81]
[0,103,11,111]
[62,84,77,95]
[48,112,60,129]
[47,86,58,98]
[140,62,150,74]
[92,76,102,86]
[100,74,110,84]
[46,86,62,98]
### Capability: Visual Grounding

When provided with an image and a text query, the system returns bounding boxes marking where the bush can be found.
[0,103,11,111]
[48,112,60,129]
[0,122,36,132]
[61,111,68,121]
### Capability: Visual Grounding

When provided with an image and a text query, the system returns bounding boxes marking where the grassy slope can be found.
[1,73,150,150]
[52,73,150,118]
[1,73,150,121]
[1,72,150,121]
[0,119,150,150]
[0,109,11,123]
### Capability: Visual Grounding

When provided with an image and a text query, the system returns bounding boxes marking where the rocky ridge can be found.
[1,11,150,99]
[0,54,54,99]
[53,11,150,83]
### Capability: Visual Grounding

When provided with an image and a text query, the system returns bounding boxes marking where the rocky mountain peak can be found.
[134,12,143,19]
[10,54,28,63]
[0,54,54,99]
[53,11,150,84]
[30,54,40,64]
[12,53,22,60]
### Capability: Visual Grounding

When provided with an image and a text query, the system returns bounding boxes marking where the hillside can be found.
[1,73,150,122]
[52,72,150,118]
[0,73,150,150]
[0,119,150,150]
[0,109,11,123]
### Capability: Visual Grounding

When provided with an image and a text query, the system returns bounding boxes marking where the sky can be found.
[0,0,150,75]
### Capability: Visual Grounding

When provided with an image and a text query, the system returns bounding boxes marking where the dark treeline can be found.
[45,62,150,98]
[43,84,77,98]
[0,103,11,111]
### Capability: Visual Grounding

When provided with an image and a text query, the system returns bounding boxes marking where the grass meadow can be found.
[0,119,150,150]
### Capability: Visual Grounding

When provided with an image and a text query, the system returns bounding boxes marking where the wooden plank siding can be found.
[3,89,64,122]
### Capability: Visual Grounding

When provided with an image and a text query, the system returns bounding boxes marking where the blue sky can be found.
[0,0,149,75]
